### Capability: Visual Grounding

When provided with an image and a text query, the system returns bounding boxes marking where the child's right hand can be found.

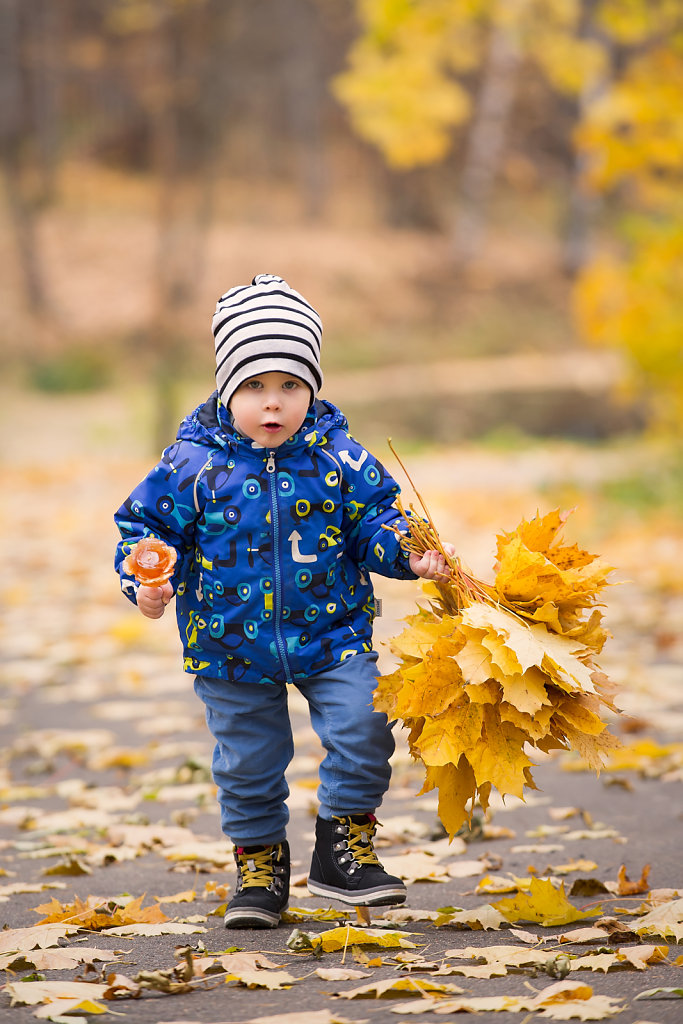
[137,582,174,619]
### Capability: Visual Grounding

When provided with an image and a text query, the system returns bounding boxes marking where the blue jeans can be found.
[194,652,394,846]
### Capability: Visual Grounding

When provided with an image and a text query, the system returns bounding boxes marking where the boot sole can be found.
[307,879,407,906]
[224,901,288,929]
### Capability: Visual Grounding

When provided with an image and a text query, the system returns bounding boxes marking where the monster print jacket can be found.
[114,392,416,685]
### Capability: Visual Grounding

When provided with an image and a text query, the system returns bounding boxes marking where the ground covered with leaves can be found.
[1,433,682,1024]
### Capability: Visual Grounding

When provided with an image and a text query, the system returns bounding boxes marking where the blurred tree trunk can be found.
[451,10,523,266]
[561,0,610,277]
[266,0,329,219]
[0,0,63,325]
[147,0,220,451]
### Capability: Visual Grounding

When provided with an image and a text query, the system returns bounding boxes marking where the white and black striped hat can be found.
[212,274,323,407]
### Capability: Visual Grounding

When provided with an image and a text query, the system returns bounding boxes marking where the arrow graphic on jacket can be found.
[338,449,368,471]
[288,530,317,563]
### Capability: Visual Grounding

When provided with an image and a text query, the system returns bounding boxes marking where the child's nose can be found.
[263,390,281,407]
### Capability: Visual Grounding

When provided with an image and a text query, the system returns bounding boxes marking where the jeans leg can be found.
[194,675,293,846]
[295,652,394,819]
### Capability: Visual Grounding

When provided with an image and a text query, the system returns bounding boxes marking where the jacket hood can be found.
[175,391,348,452]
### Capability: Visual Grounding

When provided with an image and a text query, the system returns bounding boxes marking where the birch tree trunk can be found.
[451,5,524,266]
[561,0,611,277]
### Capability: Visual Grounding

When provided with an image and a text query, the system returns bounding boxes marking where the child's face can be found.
[229,371,311,448]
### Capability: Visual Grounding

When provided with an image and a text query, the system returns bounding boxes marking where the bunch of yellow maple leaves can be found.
[376,507,621,838]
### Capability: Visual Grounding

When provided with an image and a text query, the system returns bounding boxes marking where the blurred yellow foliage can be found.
[575,219,683,424]
[335,0,612,169]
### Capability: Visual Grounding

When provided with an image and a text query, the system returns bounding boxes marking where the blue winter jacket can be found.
[114,393,416,685]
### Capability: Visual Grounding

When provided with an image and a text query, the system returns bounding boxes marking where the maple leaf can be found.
[435,903,507,930]
[394,635,466,720]
[634,897,683,941]
[0,923,78,954]
[4,979,110,1019]
[389,611,455,660]
[617,863,651,895]
[104,921,207,936]
[467,705,537,800]
[335,975,464,999]
[418,758,480,838]
[414,702,483,768]
[316,925,417,952]
[492,877,602,927]
[32,893,169,930]
[0,946,125,972]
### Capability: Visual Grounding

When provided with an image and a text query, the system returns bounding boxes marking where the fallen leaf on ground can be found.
[315,967,370,981]
[378,851,450,883]
[435,903,507,930]
[618,863,651,895]
[381,907,441,924]
[282,906,350,923]
[390,979,623,1018]
[317,926,417,952]
[0,946,125,972]
[550,859,599,876]
[4,979,109,1019]
[335,975,464,999]
[32,892,168,929]
[492,877,601,926]
[0,881,67,899]
[0,924,77,954]
[635,986,683,1000]
[155,888,197,904]
[103,921,207,936]
[634,898,683,941]
[154,1013,367,1024]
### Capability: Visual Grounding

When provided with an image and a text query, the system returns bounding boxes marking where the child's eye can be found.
[283,380,299,391]
[246,379,263,390]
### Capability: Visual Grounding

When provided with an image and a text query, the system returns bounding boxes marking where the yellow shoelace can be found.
[343,820,381,866]
[237,847,277,888]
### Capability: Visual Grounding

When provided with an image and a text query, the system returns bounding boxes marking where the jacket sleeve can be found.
[113,439,203,604]
[334,434,417,580]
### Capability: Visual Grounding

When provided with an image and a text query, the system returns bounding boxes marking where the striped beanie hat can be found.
[212,274,323,407]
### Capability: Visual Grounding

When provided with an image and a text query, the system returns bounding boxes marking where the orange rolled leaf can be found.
[123,536,177,586]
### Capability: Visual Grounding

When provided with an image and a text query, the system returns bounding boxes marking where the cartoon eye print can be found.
[278,473,295,496]
[242,477,262,499]
[296,568,313,588]
[156,495,175,516]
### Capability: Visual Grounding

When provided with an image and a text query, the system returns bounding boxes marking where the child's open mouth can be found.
[263,422,282,433]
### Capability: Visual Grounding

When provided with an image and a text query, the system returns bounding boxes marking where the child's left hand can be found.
[409,544,456,580]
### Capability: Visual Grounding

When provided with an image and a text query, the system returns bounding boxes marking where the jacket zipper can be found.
[266,450,293,683]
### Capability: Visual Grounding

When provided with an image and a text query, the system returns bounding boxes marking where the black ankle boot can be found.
[224,841,290,929]
[307,814,406,906]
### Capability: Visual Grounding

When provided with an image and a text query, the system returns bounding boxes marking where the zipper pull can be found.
[266,451,276,473]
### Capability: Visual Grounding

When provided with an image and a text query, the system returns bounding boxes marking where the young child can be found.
[114,274,451,929]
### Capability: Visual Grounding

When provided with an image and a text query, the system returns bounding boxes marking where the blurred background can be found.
[1,0,682,487]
